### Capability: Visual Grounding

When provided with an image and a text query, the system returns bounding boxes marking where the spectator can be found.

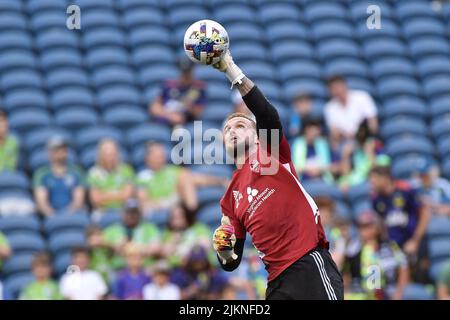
[171,245,228,300]
[111,243,150,300]
[288,92,314,138]
[86,225,114,283]
[0,231,11,269]
[220,284,239,300]
[324,75,378,143]
[369,166,431,258]
[149,57,205,127]
[0,110,19,172]
[87,139,134,219]
[143,261,180,300]
[314,196,351,270]
[136,141,228,215]
[291,116,334,183]
[103,199,160,270]
[339,120,389,191]
[437,259,450,300]
[343,211,409,300]
[414,159,450,217]
[19,252,62,300]
[160,205,211,267]
[33,137,85,216]
[59,246,108,300]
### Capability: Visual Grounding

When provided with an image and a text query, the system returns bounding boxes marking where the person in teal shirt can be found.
[20,252,62,300]
[0,110,19,172]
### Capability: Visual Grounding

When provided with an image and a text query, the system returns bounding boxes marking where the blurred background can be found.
[0,0,450,300]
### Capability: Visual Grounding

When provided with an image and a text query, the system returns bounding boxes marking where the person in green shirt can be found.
[87,139,134,219]
[160,205,212,268]
[20,252,62,300]
[437,259,450,300]
[136,141,228,215]
[0,231,11,270]
[86,225,114,283]
[0,110,19,172]
[103,198,161,269]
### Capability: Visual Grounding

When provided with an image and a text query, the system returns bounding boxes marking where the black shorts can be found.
[265,247,344,300]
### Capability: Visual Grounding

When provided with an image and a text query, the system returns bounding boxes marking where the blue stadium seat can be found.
[168,6,209,28]
[82,28,126,49]
[271,41,314,62]
[214,4,257,24]
[129,27,171,48]
[201,104,232,124]
[85,47,129,69]
[376,76,421,98]
[391,155,433,179]
[76,126,123,150]
[98,211,121,229]
[197,203,222,228]
[317,39,361,60]
[30,11,67,31]
[226,23,265,44]
[427,216,450,238]
[423,76,450,98]
[346,77,375,95]
[401,283,434,300]
[381,96,427,119]
[25,127,72,153]
[417,56,450,78]
[190,164,233,178]
[79,10,119,30]
[371,58,416,79]
[127,123,172,146]
[324,58,369,78]
[48,231,86,255]
[253,80,282,101]
[349,1,393,21]
[131,45,175,66]
[8,110,51,135]
[97,85,141,108]
[145,209,170,228]
[395,1,437,19]
[2,253,33,277]
[279,60,322,82]
[50,87,95,110]
[301,180,343,201]
[0,50,37,71]
[45,68,90,90]
[0,216,40,236]
[0,0,22,13]
[380,117,428,141]
[53,252,72,276]
[55,108,99,132]
[197,186,226,207]
[0,13,27,31]
[92,66,136,89]
[403,18,447,38]
[304,2,347,22]
[28,148,77,172]
[3,273,34,300]
[240,62,276,82]
[431,116,450,140]
[358,19,400,40]
[385,136,434,160]
[409,36,450,58]
[103,106,147,130]
[232,43,267,64]
[265,22,309,42]
[205,82,232,103]
[430,95,450,118]
[163,0,204,10]
[73,0,114,10]
[346,182,371,203]
[312,20,354,41]
[0,31,32,51]
[362,38,408,59]
[437,137,450,158]
[444,158,450,180]
[258,3,301,24]
[26,0,67,13]
[122,8,165,30]
[40,49,83,70]
[1,70,43,91]
[3,89,47,112]
[429,238,450,261]
[194,66,227,83]
[352,199,373,219]
[44,213,90,235]
[138,65,179,87]
[284,79,327,100]
[35,30,79,50]
[117,0,159,10]
[7,233,46,254]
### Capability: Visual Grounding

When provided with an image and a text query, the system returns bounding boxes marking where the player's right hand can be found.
[213,215,238,264]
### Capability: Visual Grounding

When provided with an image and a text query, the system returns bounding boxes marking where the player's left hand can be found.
[213,215,238,264]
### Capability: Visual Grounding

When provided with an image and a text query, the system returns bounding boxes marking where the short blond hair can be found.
[224,112,256,129]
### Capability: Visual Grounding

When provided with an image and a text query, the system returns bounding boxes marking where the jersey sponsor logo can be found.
[247,187,259,202]
[233,190,243,209]
[250,159,260,173]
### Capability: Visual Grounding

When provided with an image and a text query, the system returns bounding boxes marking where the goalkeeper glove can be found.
[213,215,238,264]
[212,50,245,89]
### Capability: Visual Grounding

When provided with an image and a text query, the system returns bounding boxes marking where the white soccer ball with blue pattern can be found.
[183,19,229,65]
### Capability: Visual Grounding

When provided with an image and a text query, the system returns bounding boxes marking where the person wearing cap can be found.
[291,116,335,183]
[148,56,206,127]
[102,198,160,270]
[143,261,181,300]
[33,136,85,216]
[414,158,450,217]
[0,109,19,172]
[343,210,409,300]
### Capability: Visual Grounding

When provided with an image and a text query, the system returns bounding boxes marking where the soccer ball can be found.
[183,19,229,65]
